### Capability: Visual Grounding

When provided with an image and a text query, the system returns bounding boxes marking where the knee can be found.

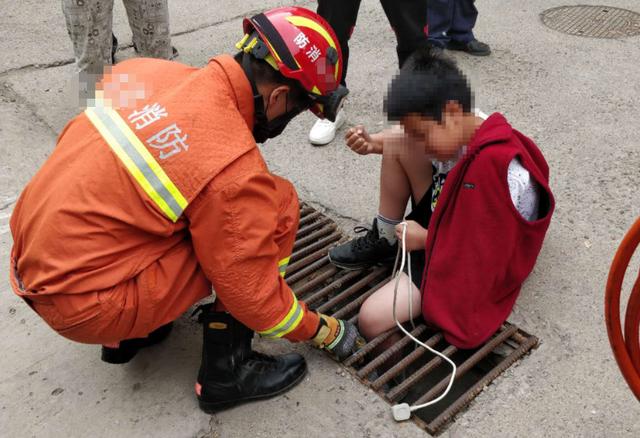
[271,175,298,210]
[357,298,383,340]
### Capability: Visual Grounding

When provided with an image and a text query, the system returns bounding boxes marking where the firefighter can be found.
[9,7,357,413]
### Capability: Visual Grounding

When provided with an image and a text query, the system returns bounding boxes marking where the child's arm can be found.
[345,125,383,155]
[395,220,428,252]
[346,123,413,155]
[346,124,409,155]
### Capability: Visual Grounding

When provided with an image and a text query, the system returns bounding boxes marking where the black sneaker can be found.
[447,39,491,56]
[101,322,173,364]
[328,218,397,270]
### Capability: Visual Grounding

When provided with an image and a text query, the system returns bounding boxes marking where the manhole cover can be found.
[541,5,640,38]
[288,204,539,435]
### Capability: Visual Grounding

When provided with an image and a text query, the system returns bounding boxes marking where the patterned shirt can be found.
[431,156,540,221]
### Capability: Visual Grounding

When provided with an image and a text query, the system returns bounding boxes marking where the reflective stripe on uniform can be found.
[258,294,303,338]
[85,98,188,222]
[278,256,291,278]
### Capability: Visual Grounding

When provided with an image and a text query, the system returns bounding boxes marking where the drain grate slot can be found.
[372,332,444,391]
[287,204,538,435]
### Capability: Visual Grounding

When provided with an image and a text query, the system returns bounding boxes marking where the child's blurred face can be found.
[400,101,466,161]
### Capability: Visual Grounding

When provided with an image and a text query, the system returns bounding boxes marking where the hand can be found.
[345,125,379,155]
[311,314,364,361]
[395,220,428,252]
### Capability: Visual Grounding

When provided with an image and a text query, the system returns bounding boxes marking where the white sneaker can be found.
[308,108,346,146]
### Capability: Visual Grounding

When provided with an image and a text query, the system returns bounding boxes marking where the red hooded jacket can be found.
[421,113,554,348]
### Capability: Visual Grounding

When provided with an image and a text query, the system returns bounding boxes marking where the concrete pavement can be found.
[1,0,639,436]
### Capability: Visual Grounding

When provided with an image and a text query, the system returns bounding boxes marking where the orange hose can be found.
[605,217,640,401]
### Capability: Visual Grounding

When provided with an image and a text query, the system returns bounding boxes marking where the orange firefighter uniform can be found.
[9,55,319,345]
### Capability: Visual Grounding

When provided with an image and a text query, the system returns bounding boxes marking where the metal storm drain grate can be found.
[541,5,640,38]
[287,204,539,435]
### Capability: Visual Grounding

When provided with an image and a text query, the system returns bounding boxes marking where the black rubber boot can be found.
[328,218,398,270]
[101,322,173,364]
[195,305,307,414]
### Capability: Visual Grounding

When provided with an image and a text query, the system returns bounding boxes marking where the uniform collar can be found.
[208,55,255,129]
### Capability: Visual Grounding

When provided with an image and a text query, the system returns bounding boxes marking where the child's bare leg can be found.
[392,142,434,209]
[358,272,422,340]
[377,140,434,240]
[378,148,412,222]
[329,135,433,269]
[358,273,422,375]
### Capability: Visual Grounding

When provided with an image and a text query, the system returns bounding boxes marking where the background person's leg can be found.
[122,0,172,60]
[446,0,490,55]
[311,0,361,145]
[62,0,115,73]
[425,0,455,49]
[62,0,115,105]
[448,0,478,43]
[317,0,362,86]
[379,0,430,68]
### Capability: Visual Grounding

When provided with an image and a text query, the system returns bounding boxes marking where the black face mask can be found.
[241,52,304,144]
[252,94,299,144]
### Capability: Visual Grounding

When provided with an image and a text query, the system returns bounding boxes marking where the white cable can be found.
[407,244,416,332]
[391,222,457,422]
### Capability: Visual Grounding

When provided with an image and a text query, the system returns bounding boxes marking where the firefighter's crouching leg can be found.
[272,174,300,279]
[213,174,299,313]
[27,242,210,346]
[197,175,305,413]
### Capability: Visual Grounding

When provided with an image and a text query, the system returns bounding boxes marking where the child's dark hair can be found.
[384,47,473,122]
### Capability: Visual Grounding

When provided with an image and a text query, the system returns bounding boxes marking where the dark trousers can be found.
[426,0,478,47]
[317,0,430,85]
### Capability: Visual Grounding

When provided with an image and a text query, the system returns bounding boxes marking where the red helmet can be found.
[237,6,348,121]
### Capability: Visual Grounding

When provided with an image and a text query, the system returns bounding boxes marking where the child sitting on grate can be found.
[330,48,555,348]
